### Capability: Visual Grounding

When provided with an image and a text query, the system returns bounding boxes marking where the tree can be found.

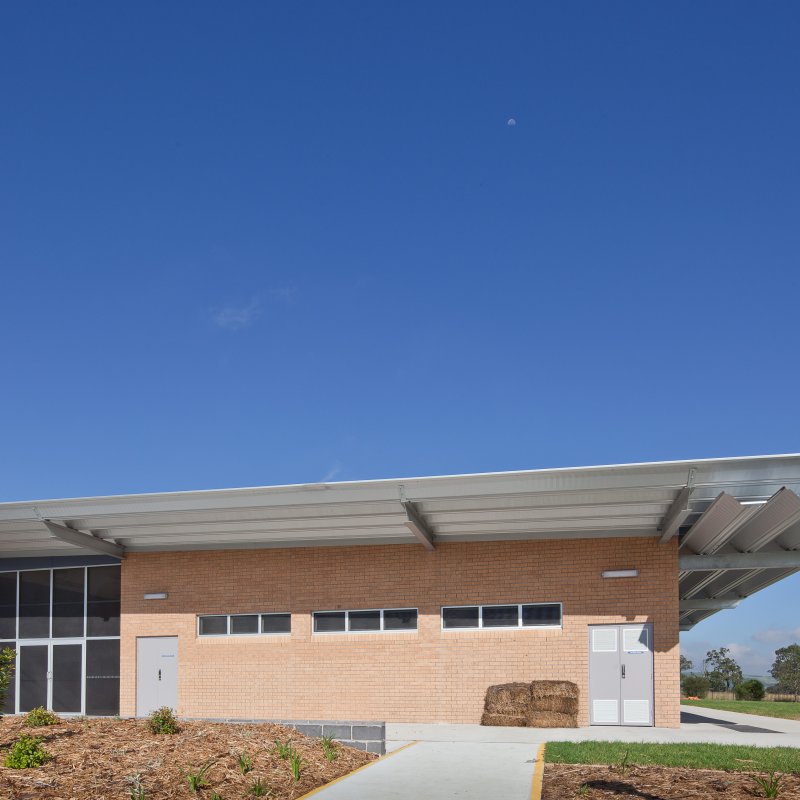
[770,644,800,702]
[735,679,765,701]
[681,675,710,698]
[704,647,743,691]
[680,655,693,674]
[0,647,15,716]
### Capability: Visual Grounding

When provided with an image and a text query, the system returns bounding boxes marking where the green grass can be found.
[545,741,800,774]
[682,699,800,720]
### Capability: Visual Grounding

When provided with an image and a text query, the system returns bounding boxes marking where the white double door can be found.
[17,640,84,714]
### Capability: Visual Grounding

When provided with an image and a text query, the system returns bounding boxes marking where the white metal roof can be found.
[1,454,799,629]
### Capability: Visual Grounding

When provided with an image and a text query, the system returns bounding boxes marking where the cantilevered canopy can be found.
[0,454,798,630]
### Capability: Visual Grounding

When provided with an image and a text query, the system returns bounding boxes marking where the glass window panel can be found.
[383,608,417,631]
[87,600,120,637]
[87,566,121,602]
[0,573,16,639]
[52,644,83,713]
[19,644,48,712]
[0,642,15,714]
[199,616,228,635]
[87,566,121,637]
[230,614,259,634]
[348,610,381,631]
[442,606,479,629]
[313,612,346,633]
[52,568,85,638]
[18,570,51,639]
[261,614,291,634]
[482,605,519,628]
[86,640,120,716]
[521,603,561,627]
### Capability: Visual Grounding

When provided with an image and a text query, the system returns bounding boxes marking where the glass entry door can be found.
[18,644,48,712]
[17,641,84,714]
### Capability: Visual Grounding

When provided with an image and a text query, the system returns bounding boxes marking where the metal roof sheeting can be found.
[0,454,799,630]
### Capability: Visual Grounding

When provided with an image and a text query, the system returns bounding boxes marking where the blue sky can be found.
[1,2,799,675]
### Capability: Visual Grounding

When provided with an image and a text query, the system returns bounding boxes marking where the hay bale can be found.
[528,696,579,715]
[483,682,532,715]
[528,680,579,700]
[480,712,527,727]
[525,710,578,728]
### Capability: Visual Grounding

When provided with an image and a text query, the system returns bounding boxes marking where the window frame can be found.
[312,607,418,635]
[441,602,562,632]
[196,612,291,638]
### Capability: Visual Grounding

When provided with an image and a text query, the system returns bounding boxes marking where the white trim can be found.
[440,602,563,632]
[196,612,291,638]
[312,607,419,635]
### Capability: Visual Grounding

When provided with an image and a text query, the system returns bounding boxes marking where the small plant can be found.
[576,784,590,797]
[321,735,338,762]
[4,734,52,768]
[147,706,180,735]
[736,679,766,701]
[210,794,223,800]
[248,777,270,796]
[274,738,294,759]
[289,750,302,781]
[752,772,783,798]
[24,706,60,727]
[186,761,214,792]
[238,750,254,774]
[613,748,631,776]
[128,774,146,800]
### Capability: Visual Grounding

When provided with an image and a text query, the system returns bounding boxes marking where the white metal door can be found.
[136,636,178,716]
[589,624,654,726]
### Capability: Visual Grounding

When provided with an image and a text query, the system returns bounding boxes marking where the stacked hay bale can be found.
[481,680,579,728]
[527,680,579,728]
[480,682,530,727]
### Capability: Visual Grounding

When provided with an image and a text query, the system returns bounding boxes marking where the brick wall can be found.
[120,537,680,727]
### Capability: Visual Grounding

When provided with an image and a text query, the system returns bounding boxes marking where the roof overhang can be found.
[1,454,799,630]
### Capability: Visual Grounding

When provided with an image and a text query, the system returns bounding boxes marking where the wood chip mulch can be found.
[0,717,376,800]
[543,763,800,799]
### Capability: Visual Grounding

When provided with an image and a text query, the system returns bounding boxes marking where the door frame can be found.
[16,639,85,715]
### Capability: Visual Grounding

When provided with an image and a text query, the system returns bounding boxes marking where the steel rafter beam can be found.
[401,501,435,550]
[679,551,800,571]
[658,472,696,544]
[679,597,742,611]
[43,519,124,558]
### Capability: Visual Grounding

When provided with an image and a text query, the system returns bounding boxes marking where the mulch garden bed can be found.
[0,716,376,799]
[543,762,800,799]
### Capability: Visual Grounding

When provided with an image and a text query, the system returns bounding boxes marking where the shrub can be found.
[24,707,60,727]
[321,735,338,762]
[186,761,213,792]
[681,675,711,699]
[289,750,302,781]
[238,750,254,774]
[0,647,16,718]
[274,739,293,759]
[736,679,766,701]
[4,734,52,768]
[147,706,180,735]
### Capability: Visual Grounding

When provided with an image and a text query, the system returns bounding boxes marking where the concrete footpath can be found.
[303,740,544,800]
[304,707,800,799]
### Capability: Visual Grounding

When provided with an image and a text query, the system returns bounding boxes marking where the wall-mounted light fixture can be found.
[601,569,639,579]
[143,592,168,600]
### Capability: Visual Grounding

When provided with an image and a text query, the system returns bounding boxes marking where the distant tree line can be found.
[680,643,800,701]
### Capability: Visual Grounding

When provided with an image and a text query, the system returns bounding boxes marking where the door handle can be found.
[158,669,162,682]
[621,664,626,679]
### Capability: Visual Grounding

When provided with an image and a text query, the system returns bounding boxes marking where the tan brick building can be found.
[1,455,799,739]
